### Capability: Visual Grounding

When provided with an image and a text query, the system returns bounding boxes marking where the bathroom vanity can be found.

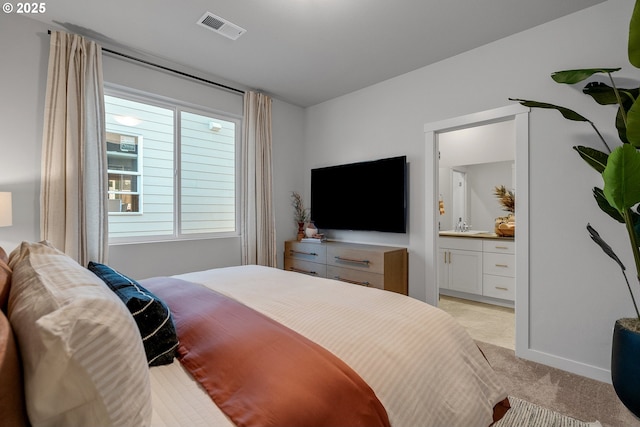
[438,232,514,307]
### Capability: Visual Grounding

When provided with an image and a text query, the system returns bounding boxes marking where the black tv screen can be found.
[310,156,407,233]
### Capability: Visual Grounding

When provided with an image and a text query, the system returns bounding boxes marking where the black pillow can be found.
[87,262,178,366]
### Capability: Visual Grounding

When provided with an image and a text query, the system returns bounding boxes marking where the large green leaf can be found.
[574,146,608,173]
[593,187,625,223]
[583,82,638,105]
[617,108,630,144]
[551,68,621,84]
[627,98,640,147]
[582,84,640,143]
[629,0,640,67]
[619,88,640,103]
[587,223,626,271]
[603,144,640,212]
[582,84,639,143]
[509,98,588,122]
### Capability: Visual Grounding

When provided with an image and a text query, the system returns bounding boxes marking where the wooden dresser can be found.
[284,240,408,295]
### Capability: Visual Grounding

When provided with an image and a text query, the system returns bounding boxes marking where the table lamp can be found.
[0,192,12,227]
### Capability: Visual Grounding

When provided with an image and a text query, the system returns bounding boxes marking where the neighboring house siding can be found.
[106,96,174,239]
[180,112,236,234]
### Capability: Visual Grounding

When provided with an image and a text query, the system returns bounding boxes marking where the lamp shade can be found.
[0,192,12,227]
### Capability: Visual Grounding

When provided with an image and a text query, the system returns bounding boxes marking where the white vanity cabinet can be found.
[438,237,483,295]
[482,240,515,301]
[438,235,515,306]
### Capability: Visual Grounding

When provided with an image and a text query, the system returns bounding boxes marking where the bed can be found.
[0,241,509,427]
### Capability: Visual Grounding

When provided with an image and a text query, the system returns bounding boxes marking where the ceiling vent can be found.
[197,12,246,40]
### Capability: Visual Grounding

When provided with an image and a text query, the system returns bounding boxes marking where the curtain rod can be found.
[47,30,245,96]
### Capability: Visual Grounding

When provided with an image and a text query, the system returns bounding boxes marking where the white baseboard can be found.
[516,346,611,384]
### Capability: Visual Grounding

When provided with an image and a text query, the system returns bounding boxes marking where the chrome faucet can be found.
[455,218,469,232]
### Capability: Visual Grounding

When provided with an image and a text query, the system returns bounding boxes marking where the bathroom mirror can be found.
[438,120,515,232]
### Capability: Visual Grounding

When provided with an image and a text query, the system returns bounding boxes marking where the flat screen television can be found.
[310,156,407,233]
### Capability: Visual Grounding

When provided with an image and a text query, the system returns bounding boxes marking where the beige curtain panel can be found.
[41,31,108,265]
[241,91,277,267]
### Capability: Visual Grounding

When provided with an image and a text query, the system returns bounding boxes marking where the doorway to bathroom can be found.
[424,105,529,354]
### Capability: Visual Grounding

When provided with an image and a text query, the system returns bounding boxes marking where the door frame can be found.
[424,104,529,356]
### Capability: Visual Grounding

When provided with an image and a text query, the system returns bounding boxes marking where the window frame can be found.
[105,84,242,244]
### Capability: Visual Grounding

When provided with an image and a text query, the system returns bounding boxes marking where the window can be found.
[104,92,240,242]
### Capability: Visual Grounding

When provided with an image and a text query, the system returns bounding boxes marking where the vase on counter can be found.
[305,222,318,238]
[494,214,515,237]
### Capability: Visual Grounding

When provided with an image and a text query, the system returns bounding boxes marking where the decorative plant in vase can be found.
[511,0,640,416]
[290,191,310,241]
[493,185,515,237]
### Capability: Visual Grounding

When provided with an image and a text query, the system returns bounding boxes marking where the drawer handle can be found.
[334,256,370,265]
[290,250,318,257]
[288,267,318,276]
[495,246,509,250]
[495,286,509,291]
[334,276,370,286]
[495,264,509,268]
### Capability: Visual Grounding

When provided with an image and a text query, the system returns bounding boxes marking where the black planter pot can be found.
[611,319,640,418]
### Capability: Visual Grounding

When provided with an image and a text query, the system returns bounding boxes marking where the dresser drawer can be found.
[483,253,515,277]
[282,240,407,295]
[483,274,515,300]
[327,245,385,274]
[482,240,515,254]
[284,258,327,278]
[326,266,384,290]
[285,241,327,264]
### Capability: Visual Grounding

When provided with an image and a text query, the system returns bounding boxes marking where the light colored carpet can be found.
[478,341,640,427]
[439,295,640,426]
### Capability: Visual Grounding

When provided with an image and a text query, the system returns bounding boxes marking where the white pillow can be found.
[8,241,152,427]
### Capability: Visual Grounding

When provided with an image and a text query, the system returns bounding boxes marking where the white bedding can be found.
[149,265,506,427]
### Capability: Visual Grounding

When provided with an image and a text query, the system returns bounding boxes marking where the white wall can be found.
[439,120,515,168]
[304,0,635,382]
[0,12,306,277]
[0,13,48,251]
[271,101,307,267]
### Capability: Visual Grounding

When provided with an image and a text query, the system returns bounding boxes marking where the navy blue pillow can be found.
[87,262,178,366]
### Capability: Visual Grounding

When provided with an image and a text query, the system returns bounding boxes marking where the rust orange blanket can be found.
[142,277,390,427]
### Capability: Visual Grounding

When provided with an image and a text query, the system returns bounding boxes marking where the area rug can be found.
[495,396,601,427]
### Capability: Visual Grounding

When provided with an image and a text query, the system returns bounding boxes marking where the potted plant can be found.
[512,1,640,416]
[290,191,310,241]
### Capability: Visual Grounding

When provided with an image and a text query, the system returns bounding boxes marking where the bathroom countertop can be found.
[438,231,514,240]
